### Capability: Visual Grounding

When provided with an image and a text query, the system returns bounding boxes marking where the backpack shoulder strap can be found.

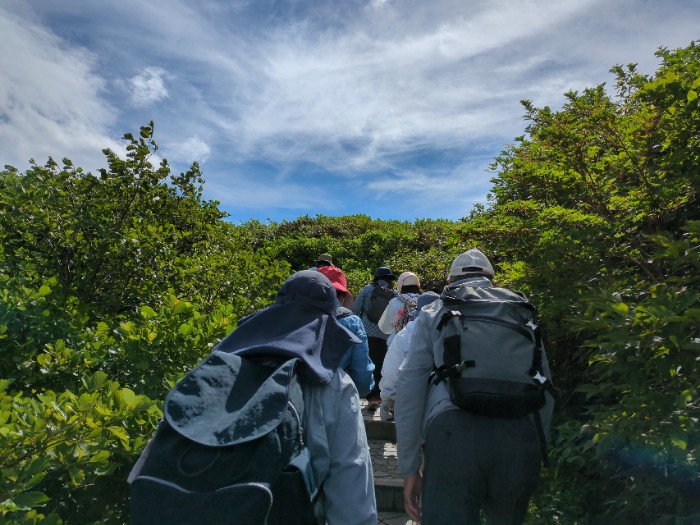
[337,306,353,319]
[429,310,471,385]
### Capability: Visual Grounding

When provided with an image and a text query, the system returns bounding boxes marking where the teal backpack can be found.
[128,351,317,525]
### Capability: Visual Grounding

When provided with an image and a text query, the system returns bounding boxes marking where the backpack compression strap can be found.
[429,311,474,386]
[336,306,353,320]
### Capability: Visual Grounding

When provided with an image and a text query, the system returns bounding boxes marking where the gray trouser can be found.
[422,409,542,525]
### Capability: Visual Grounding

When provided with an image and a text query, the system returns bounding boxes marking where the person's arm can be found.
[351,285,369,317]
[395,314,434,476]
[403,473,423,523]
[321,377,377,525]
[379,326,411,400]
[342,316,375,397]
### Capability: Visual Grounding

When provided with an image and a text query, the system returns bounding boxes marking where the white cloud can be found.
[127,67,169,107]
[366,156,496,220]
[0,4,119,171]
[167,136,211,164]
[2,0,699,220]
[222,0,603,173]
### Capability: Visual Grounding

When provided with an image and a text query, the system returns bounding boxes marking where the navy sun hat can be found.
[214,270,360,385]
[373,266,397,280]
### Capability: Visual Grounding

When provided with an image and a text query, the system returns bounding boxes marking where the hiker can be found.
[312,254,354,308]
[316,265,376,397]
[377,271,422,346]
[129,270,377,525]
[395,249,555,525]
[378,291,439,421]
[351,266,397,411]
[315,253,333,268]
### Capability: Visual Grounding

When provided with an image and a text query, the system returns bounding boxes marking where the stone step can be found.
[362,402,404,512]
[369,438,404,512]
[365,418,396,441]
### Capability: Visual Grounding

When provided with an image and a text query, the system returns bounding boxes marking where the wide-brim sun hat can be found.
[374,266,396,280]
[316,253,333,265]
[215,270,360,385]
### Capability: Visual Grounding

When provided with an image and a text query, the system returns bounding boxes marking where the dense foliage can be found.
[1,41,698,523]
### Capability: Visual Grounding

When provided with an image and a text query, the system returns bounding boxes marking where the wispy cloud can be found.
[2,0,699,221]
[0,3,120,170]
[127,67,169,107]
[204,0,601,171]
[167,136,211,164]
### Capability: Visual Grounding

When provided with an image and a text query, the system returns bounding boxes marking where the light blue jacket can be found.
[337,309,375,397]
[304,369,378,525]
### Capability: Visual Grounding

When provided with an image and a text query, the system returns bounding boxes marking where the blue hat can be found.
[215,271,360,384]
[374,266,396,280]
[411,291,440,320]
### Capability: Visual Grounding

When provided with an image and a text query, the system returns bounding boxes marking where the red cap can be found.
[316,266,348,294]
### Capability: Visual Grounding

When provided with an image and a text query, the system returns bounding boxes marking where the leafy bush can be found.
[1,39,699,525]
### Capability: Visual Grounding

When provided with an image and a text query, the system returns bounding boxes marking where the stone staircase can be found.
[362,402,404,513]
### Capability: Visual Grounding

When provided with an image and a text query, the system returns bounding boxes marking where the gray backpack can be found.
[429,287,554,460]
[432,287,549,417]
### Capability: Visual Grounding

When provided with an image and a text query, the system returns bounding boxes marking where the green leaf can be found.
[38,285,51,297]
[85,370,108,390]
[671,432,688,450]
[88,449,111,463]
[610,302,629,316]
[117,388,139,409]
[140,305,157,319]
[688,89,698,102]
[108,425,130,443]
[14,491,50,509]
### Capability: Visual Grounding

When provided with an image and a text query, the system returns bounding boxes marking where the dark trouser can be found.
[366,336,388,400]
[422,409,541,525]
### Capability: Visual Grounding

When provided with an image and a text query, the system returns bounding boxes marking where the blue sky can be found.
[1,1,698,223]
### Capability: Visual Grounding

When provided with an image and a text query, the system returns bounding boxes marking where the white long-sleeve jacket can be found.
[379,320,417,400]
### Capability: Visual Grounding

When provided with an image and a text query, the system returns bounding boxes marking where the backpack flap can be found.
[165,351,296,446]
